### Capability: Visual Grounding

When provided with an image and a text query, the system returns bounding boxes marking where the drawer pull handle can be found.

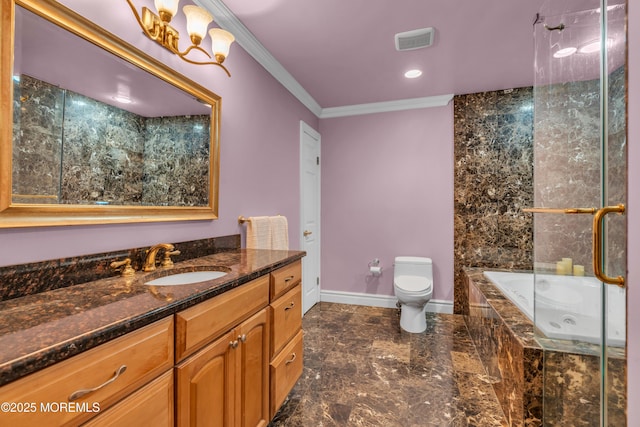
[284,302,295,311]
[238,334,247,343]
[68,365,127,402]
[284,275,295,283]
[285,353,297,365]
[230,340,239,349]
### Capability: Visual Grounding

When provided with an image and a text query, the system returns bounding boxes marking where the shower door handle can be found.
[592,204,625,288]
[523,204,626,288]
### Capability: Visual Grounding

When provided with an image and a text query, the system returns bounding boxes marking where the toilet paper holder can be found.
[368,259,382,276]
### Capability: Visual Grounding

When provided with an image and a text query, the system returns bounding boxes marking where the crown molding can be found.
[319,94,454,119]
[197,1,454,119]
[196,0,323,117]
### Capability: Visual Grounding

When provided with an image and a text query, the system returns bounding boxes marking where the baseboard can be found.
[319,289,453,314]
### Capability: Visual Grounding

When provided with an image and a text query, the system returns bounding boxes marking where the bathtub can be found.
[483,271,626,347]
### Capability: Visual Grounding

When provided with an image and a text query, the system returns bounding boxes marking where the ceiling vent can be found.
[395,27,435,51]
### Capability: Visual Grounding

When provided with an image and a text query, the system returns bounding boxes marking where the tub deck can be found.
[463,268,626,427]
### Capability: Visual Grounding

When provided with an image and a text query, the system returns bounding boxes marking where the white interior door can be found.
[300,121,320,313]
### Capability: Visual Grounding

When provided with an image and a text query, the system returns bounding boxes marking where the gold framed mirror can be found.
[0,0,221,228]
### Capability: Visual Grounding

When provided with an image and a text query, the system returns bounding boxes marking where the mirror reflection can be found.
[12,5,212,207]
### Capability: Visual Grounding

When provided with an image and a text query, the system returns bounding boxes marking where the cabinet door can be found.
[236,309,270,427]
[176,329,237,427]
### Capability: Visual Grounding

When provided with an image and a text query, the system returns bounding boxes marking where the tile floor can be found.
[270,302,507,427]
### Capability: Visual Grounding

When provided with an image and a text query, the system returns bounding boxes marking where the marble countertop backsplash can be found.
[0,236,304,387]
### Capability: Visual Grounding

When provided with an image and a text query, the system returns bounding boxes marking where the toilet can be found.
[393,256,433,333]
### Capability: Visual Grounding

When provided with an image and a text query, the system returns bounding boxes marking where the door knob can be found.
[303,230,312,237]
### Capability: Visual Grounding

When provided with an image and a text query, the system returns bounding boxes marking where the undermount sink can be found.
[145,270,229,286]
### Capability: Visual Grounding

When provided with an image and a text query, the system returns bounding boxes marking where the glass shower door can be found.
[532,0,627,425]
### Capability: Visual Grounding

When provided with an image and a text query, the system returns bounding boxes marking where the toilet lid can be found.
[395,275,432,293]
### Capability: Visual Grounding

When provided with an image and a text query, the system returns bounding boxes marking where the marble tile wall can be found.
[12,75,211,207]
[532,67,626,276]
[606,67,628,277]
[0,234,240,302]
[60,89,145,204]
[453,88,534,315]
[532,76,599,273]
[12,75,64,204]
[142,115,210,206]
[453,68,625,311]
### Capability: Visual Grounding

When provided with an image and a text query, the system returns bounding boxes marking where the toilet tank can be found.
[394,256,433,278]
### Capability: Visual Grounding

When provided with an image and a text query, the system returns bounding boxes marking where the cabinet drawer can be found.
[270,260,301,300]
[84,370,173,427]
[270,284,302,358]
[0,317,173,427]
[175,275,269,362]
[270,330,303,417]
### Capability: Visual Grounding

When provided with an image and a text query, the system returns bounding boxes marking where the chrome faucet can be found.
[142,243,180,272]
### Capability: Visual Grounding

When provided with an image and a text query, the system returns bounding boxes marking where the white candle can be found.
[573,265,585,276]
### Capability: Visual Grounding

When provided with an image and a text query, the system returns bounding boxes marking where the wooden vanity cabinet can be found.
[0,260,303,427]
[175,276,271,427]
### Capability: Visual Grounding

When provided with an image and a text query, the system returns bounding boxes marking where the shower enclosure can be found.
[532,0,627,425]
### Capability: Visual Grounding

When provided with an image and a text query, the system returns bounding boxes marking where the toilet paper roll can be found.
[369,266,382,276]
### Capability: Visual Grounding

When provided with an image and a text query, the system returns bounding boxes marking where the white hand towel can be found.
[270,215,289,250]
[247,216,272,249]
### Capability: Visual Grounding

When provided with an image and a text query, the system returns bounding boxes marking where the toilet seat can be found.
[394,275,432,293]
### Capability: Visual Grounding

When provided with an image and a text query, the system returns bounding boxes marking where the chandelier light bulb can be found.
[183,5,213,45]
[209,28,235,63]
[154,0,179,21]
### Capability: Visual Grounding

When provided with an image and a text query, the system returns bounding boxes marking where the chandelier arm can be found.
[177,55,231,77]
[178,45,212,60]
[125,0,160,41]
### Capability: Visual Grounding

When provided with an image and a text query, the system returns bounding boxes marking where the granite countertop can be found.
[0,249,305,387]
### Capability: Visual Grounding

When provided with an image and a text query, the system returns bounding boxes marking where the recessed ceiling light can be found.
[596,5,618,13]
[580,41,601,54]
[404,69,423,79]
[553,47,577,58]
[113,95,132,104]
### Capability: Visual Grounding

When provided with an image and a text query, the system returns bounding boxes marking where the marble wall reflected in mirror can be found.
[1,0,221,227]
[12,74,211,207]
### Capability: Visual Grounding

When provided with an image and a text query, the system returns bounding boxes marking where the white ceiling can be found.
[198,0,624,117]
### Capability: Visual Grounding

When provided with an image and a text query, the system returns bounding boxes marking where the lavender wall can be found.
[0,0,318,266]
[319,106,455,301]
[627,0,639,423]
